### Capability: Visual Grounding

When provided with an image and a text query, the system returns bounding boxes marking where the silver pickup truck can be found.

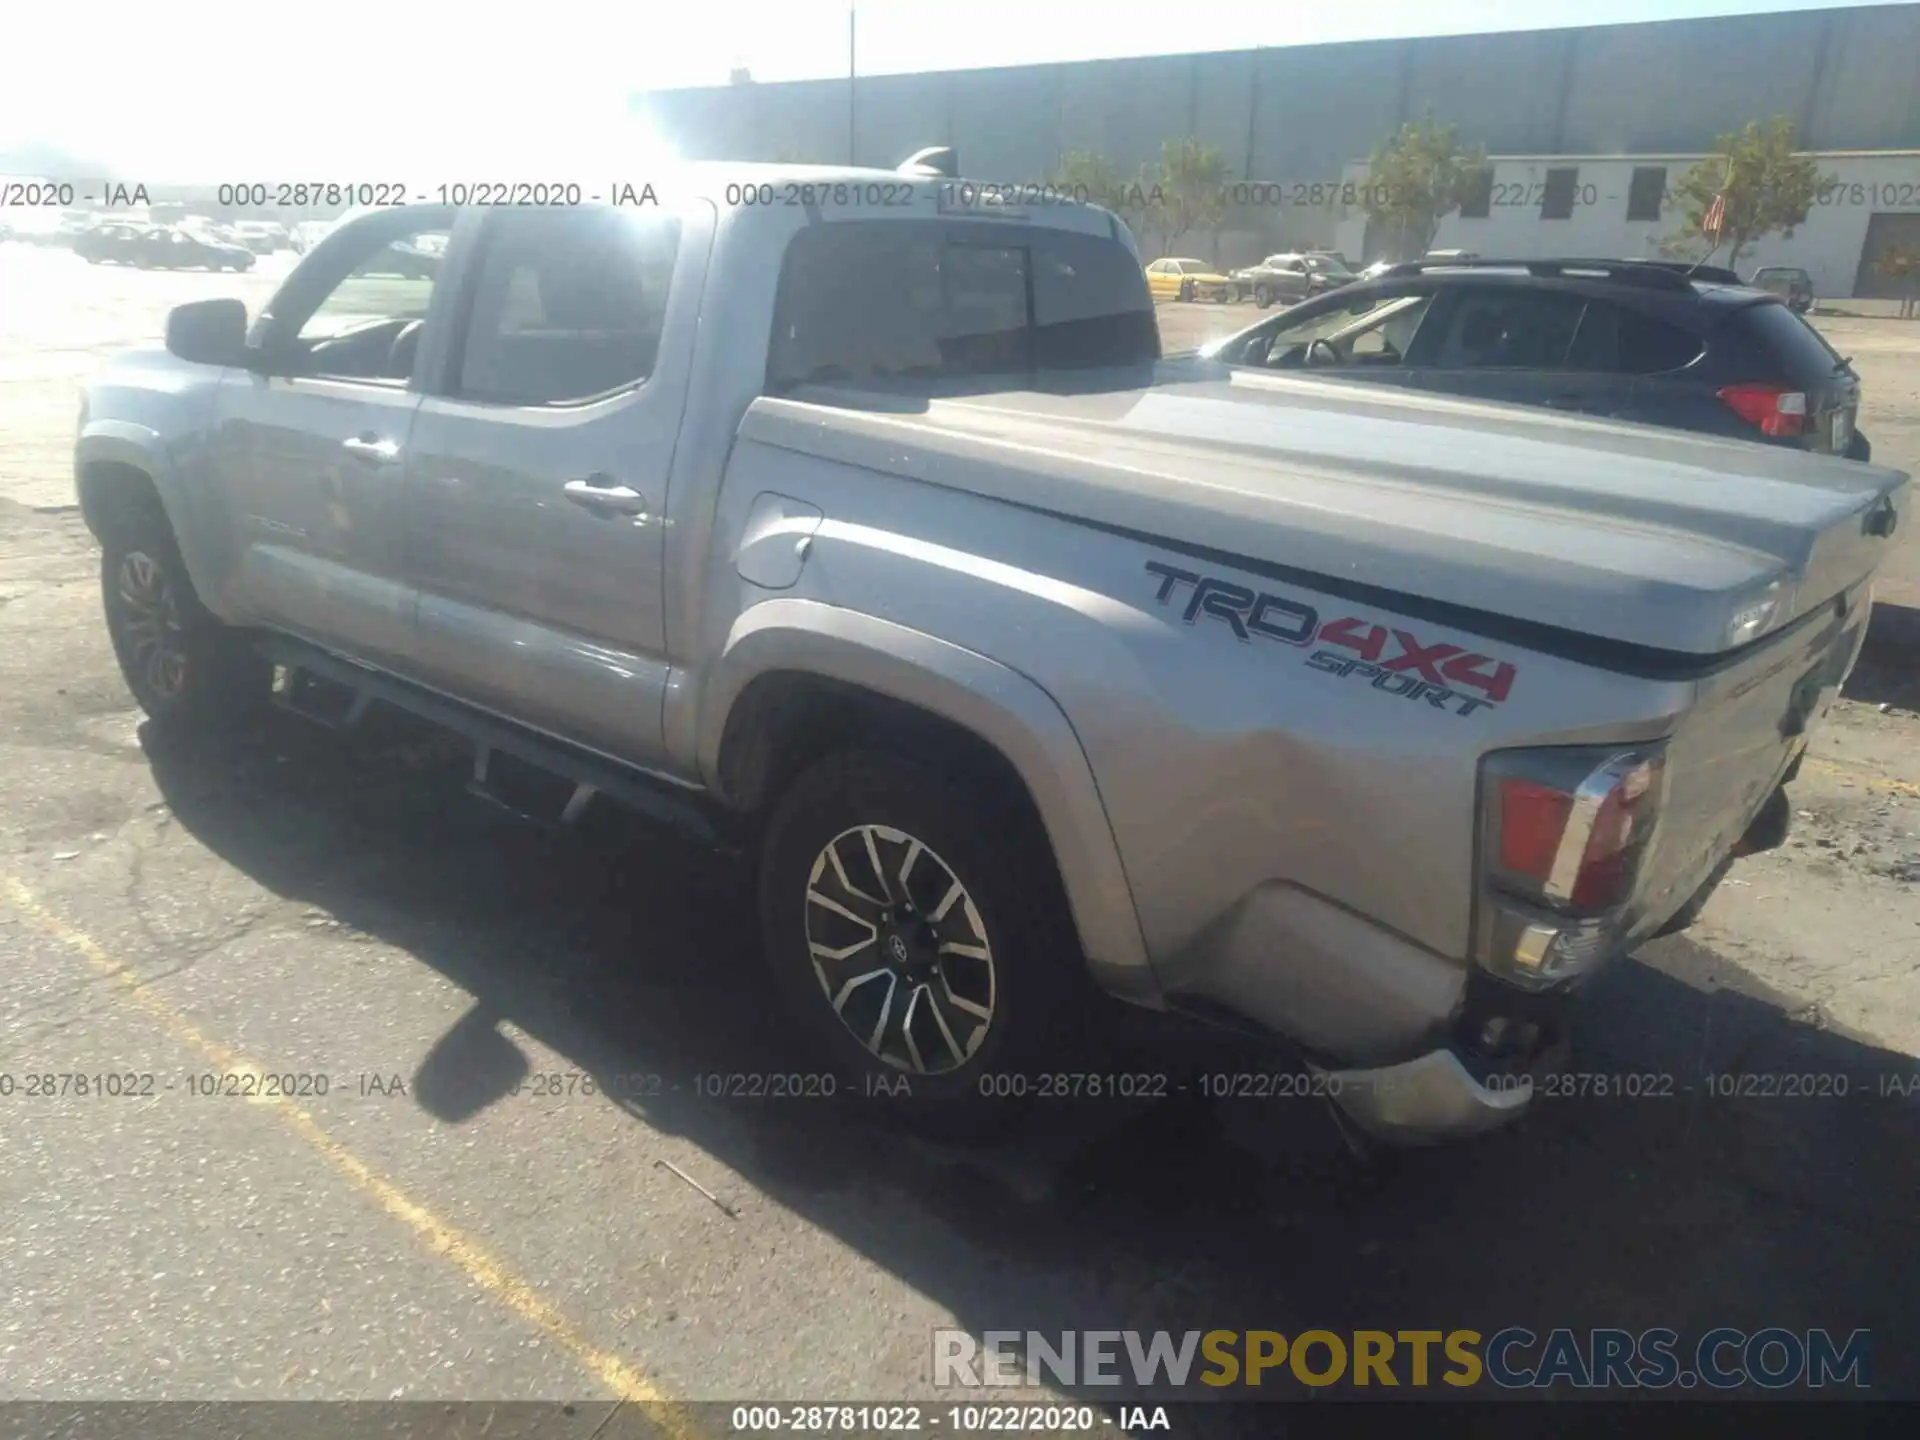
[75,164,1910,1144]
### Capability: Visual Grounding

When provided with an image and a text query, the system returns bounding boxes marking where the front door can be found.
[403,202,712,770]
[209,207,456,669]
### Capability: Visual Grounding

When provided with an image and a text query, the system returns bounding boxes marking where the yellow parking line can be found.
[1805,757,1920,798]
[3,874,701,1437]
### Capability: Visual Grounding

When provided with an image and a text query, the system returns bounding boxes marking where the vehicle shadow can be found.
[141,710,1920,1417]
[1851,602,1920,710]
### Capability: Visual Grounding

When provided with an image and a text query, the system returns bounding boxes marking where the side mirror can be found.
[164,298,249,367]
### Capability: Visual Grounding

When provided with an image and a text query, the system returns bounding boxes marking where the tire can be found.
[1178,279,1195,302]
[1253,284,1273,309]
[757,750,1081,1130]
[101,509,269,733]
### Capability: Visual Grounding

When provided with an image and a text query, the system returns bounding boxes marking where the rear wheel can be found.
[1253,284,1273,308]
[101,511,268,733]
[757,750,1080,1131]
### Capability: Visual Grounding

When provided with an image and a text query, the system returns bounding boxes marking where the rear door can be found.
[402,201,712,770]
[1402,285,1629,416]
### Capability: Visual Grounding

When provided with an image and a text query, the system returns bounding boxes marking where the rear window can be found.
[767,220,1159,391]
[1731,299,1849,385]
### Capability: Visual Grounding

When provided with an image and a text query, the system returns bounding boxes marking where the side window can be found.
[455,208,681,405]
[1431,289,1588,369]
[1616,310,1704,373]
[295,222,452,352]
[1252,291,1435,368]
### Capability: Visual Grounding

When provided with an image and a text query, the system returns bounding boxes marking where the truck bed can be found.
[746,360,1908,667]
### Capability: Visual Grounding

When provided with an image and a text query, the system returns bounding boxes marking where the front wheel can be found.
[757,751,1080,1128]
[102,516,269,733]
[1178,279,1195,302]
[1253,284,1273,308]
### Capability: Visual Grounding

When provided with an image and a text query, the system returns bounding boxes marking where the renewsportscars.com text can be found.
[933,1327,1872,1391]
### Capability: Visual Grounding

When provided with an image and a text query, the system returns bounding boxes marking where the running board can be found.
[254,636,736,852]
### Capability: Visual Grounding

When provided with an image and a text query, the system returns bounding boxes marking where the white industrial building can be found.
[1331,150,1920,298]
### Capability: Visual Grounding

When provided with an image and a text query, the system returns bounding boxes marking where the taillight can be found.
[1476,747,1667,988]
[1718,383,1807,437]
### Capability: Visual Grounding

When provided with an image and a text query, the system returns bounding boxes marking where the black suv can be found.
[1200,258,1869,460]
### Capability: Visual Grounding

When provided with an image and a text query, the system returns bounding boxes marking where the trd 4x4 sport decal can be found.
[1145,560,1517,717]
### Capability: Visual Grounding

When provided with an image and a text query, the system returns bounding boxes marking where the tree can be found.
[1047,150,1160,252]
[1665,116,1829,271]
[1360,110,1486,262]
[1047,150,1135,213]
[1876,244,1920,319]
[729,65,754,85]
[1155,138,1229,259]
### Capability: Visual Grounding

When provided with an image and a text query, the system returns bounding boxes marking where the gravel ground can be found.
[0,247,1916,1422]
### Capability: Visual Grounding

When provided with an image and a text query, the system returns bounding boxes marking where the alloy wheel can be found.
[803,824,997,1075]
[115,551,189,699]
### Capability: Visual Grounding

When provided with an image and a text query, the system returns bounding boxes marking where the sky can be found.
[0,0,1882,181]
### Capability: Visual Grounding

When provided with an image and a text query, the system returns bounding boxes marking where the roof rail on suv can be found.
[1589,258,1746,286]
[1380,258,1702,291]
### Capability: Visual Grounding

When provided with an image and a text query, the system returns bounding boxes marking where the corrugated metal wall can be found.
[632,4,1920,178]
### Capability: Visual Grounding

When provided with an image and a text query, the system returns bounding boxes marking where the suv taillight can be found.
[1718,383,1807,437]
[1475,747,1667,988]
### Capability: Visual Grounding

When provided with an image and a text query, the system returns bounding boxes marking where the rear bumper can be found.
[1315,967,1577,1144]
[1317,1048,1533,1144]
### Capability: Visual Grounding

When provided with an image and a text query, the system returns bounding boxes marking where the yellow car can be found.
[1145,256,1236,302]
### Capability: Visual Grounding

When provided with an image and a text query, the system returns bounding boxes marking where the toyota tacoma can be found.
[73,163,1909,1143]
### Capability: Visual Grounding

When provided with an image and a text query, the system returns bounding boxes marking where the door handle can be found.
[342,434,400,464]
[562,476,648,517]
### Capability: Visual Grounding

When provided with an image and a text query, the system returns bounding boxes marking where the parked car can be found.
[92,225,257,272]
[74,176,1907,1145]
[1750,265,1815,314]
[1230,252,1358,308]
[1201,257,1873,460]
[1145,256,1235,302]
[74,222,161,265]
[231,221,289,254]
[368,237,442,279]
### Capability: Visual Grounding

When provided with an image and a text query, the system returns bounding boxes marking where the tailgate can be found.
[1632,581,1871,938]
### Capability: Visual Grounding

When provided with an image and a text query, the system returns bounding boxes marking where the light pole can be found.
[848,5,857,166]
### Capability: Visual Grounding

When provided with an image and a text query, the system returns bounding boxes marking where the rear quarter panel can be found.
[694,436,1697,985]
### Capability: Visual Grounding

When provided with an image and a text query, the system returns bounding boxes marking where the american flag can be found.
[1702,191,1727,240]
[1701,153,1733,240]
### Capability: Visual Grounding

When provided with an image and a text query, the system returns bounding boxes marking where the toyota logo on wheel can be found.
[887,935,910,964]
